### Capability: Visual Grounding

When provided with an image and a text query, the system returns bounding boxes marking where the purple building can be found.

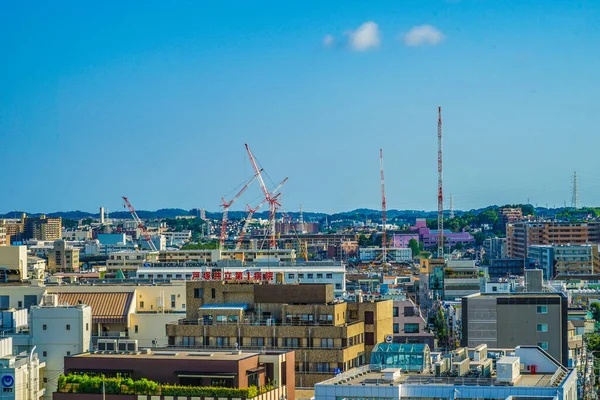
[418,227,475,248]
[392,233,419,248]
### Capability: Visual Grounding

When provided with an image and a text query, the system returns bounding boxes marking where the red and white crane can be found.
[219,171,261,249]
[122,196,158,252]
[380,148,387,263]
[235,177,288,250]
[245,143,282,249]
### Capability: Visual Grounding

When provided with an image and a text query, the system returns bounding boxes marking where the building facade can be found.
[24,215,62,241]
[529,244,598,279]
[0,337,46,400]
[47,240,80,272]
[483,237,506,264]
[0,245,28,282]
[359,247,412,263]
[166,281,392,387]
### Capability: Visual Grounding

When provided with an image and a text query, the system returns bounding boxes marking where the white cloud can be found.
[403,25,444,47]
[323,34,335,48]
[347,21,380,51]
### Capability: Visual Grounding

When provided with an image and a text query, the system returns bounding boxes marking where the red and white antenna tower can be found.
[380,148,387,263]
[122,196,157,252]
[245,144,282,249]
[437,106,444,258]
[219,171,261,249]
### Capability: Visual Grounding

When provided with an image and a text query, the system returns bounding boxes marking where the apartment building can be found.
[359,247,412,263]
[0,222,7,246]
[461,292,569,366]
[159,248,297,264]
[0,337,46,400]
[506,221,598,259]
[166,281,393,387]
[24,215,62,240]
[529,244,598,279]
[47,240,80,272]
[1,217,24,243]
[497,207,523,231]
[391,299,434,347]
[106,250,159,276]
[482,237,505,263]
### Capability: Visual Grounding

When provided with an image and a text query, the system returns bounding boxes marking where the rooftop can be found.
[72,349,271,361]
[56,292,134,323]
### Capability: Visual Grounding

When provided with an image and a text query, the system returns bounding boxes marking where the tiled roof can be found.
[56,292,134,324]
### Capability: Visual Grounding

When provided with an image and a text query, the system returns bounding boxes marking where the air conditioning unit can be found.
[118,339,139,352]
[42,294,58,307]
[97,339,118,351]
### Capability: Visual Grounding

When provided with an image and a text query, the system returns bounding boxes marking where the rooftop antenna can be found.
[437,107,444,259]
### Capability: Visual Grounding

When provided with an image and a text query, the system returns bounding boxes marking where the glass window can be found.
[216,315,227,322]
[393,323,399,334]
[393,307,399,317]
[537,323,548,332]
[335,283,342,290]
[317,273,323,279]
[298,274,304,279]
[537,305,548,314]
[404,323,420,333]
[288,273,294,279]
[193,288,203,298]
[307,273,314,279]
[537,341,548,350]
[326,273,332,279]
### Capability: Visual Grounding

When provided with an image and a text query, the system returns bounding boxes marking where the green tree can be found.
[358,234,371,247]
[473,231,486,246]
[591,302,600,322]
[408,238,420,257]
[477,209,498,226]
[433,307,449,349]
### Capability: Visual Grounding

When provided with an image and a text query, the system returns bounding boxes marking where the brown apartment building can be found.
[166,281,392,387]
[506,221,600,259]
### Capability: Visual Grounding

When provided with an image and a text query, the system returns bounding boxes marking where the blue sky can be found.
[1,1,600,214]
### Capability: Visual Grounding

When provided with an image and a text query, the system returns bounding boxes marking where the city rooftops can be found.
[72,348,261,361]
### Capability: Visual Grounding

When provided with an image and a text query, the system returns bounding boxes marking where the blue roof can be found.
[199,303,248,310]
[372,343,428,353]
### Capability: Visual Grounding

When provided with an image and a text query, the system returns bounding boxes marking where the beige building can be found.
[159,248,297,264]
[0,222,6,246]
[166,281,392,387]
[24,214,62,240]
[0,245,27,282]
[106,250,160,275]
[47,240,80,272]
[27,256,46,279]
[462,292,569,366]
[506,221,599,259]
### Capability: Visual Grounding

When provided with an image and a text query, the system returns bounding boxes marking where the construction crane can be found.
[219,171,261,249]
[437,106,444,258]
[245,143,282,249]
[122,196,157,252]
[380,148,387,264]
[235,177,288,250]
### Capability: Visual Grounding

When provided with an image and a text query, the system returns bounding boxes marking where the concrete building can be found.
[391,299,434,347]
[60,230,91,241]
[106,250,159,276]
[461,292,569,366]
[166,281,393,387]
[0,337,46,400]
[27,257,46,280]
[391,233,419,249]
[314,345,577,400]
[486,258,529,279]
[24,215,62,241]
[0,222,7,246]
[0,245,28,282]
[483,237,506,264]
[506,221,598,259]
[47,240,80,272]
[359,247,412,263]
[528,244,598,279]
[30,294,92,400]
[497,207,524,231]
[55,349,294,400]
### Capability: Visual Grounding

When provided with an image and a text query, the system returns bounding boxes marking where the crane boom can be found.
[219,170,261,249]
[122,196,158,252]
[235,177,288,250]
[380,148,387,263]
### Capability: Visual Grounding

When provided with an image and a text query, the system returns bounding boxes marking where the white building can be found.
[106,250,159,276]
[359,247,412,263]
[136,260,347,297]
[29,295,92,400]
[0,337,46,400]
[0,245,27,282]
[162,231,192,245]
[315,345,577,400]
[60,230,92,241]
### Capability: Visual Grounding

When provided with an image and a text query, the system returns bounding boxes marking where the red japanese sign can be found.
[190,271,275,281]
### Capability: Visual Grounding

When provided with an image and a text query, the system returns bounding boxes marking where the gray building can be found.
[483,237,506,264]
[461,292,568,367]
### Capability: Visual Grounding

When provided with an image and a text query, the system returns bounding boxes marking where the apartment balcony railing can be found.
[177,317,343,327]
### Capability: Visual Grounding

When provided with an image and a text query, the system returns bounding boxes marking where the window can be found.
[43,351,47,357]
[17,301,22,308]
[134,325,139,333]
[42,324,47,330]
[538,341,549,350]
[284,338,299,347]
[288,273,295,279]
[140,301,144,308]
[316,362,329,372]
[393,323,399,334]
[216,315,227,322]
[326,273,332,279]
[404,307,415,317]
[317,273,323,279]
[365,332,375,345]
[171,294,176,308]
[66,351,71,356]
[251,337,265,346]
[537,305,548,314]
[393,307,399,317]
[335,283,342,290]
[321,338,334,348]
[66,324,70,330]
[86,323,89,331]
[364,311,374,325]
[156,274,163,279]
[193,288,204,298]
[298,274,304,279]
[211,288,216,299]
[216,336,229,346]
[492,286,498,292]
[307,273,314,279]
[537,323,548,332]
[404,323,420,333]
